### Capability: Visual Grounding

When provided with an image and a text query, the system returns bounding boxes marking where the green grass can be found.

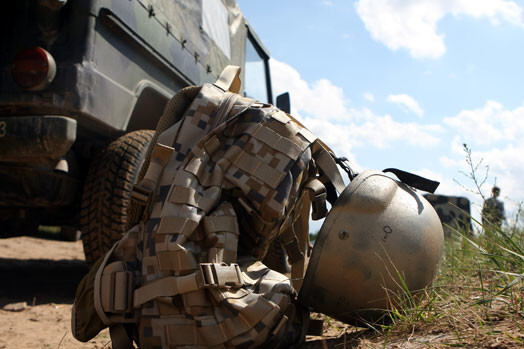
[361,211,524,347]
[376,145,524,346]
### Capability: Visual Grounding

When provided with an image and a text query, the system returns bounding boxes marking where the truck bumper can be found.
[0,163,80,207]
[0,116,79,207]
[0,115,76,161]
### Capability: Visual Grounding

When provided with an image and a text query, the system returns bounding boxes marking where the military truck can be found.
[0,0,285,263]
[424,194,473,237]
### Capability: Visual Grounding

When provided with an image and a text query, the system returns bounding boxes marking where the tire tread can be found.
[80,130,154,265]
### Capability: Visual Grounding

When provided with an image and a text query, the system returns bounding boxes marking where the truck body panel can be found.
[0,0,274,227]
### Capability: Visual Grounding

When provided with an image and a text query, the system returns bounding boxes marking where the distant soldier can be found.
[482,186,505,228]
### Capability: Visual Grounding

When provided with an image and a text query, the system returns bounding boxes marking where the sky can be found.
[237,0,524,228]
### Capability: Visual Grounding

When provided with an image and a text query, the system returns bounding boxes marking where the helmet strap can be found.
[383,168,440,193]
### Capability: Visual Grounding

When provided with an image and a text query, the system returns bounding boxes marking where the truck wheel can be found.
[80,130,154,265]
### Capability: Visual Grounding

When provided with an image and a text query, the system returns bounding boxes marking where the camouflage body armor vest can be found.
[72,66,346,348]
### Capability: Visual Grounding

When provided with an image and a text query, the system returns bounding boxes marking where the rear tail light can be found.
[11,47,57,91]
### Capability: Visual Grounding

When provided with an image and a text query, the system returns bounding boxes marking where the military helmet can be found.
[299,170,444,324]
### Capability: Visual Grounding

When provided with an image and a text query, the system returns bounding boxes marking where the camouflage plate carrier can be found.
[72,66,346,348]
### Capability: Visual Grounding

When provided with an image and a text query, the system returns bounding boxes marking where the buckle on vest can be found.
[199,263,244,288]
[306,178,328,220]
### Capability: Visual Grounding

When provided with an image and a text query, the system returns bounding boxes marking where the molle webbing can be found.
[152,105,319,262]
[128,144,174,225]
[137,86,201,183]
[134,101,315,347]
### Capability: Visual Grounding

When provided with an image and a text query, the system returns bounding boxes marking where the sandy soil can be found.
[0,236,110,349]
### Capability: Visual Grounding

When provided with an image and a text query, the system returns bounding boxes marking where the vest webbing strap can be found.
[304,178,328,220]
[133,263,244,307]
[279,191,311,292]
[133,273,200,308]
[214,65,241,93]
[291,190,312,291]
[109,324,134,349]
[94,244,119,326]
[312,141,346,195]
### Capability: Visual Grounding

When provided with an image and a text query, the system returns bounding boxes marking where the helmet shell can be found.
[299,170,444,324]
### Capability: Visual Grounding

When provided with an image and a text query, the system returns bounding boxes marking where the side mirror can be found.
[276,92,291,114]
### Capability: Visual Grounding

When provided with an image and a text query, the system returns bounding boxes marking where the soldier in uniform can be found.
[482,186,505,229]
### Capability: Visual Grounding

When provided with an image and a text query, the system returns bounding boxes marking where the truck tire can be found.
[80,130,154,265]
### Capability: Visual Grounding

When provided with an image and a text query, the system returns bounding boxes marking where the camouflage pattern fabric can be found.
[79,80,333,348]
[424,194,472,237]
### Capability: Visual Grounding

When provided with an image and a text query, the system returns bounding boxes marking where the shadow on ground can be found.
[0,257,88,306]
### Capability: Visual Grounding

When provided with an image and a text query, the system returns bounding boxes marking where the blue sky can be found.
[238,0,524,226]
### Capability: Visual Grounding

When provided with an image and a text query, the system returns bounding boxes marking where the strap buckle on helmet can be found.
[334,156,357,181]
[383,168,440,193]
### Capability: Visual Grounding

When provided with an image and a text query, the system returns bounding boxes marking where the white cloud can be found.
[440,156,459,169]
[363,92,375,102]
[321,0,334,6]
[440,136,465,168]
[472,145,524,199]
[443,100,524,146]
[441,102,524,225]
[270,59,350,122]
[386,93,424,117]
[303,114,441,156]
[270,59,443,165]
[355,0,524,59]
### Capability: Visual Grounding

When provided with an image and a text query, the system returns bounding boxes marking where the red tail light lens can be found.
[11,47,57,91]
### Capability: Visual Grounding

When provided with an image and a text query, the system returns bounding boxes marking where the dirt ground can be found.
[0,236,110,349]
